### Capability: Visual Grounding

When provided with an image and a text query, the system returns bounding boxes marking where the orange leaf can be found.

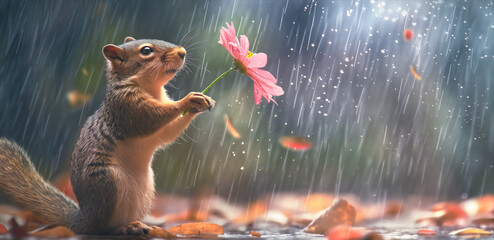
[148,227,175,238]
[225,115,241,139]
[304,199,356,234]
[0,224,7,234]
[449,228,492,236]
[30,226,75,237]
[167,222,223,236]
[419,201,468,227]
[279,136,312,151]
[410,65,422,80]
[251,231,261,237]
[417,229,437,236]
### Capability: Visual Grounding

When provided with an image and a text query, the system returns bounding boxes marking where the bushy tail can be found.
[0,138,79,228]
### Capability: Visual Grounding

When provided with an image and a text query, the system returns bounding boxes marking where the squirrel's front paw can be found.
[185,92,215,113]
[117,221,152,235]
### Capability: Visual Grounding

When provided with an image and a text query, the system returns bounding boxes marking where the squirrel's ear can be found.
[124,37,136,43]
[103,44,124,63]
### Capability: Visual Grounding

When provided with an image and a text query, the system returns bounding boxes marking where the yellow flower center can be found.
[234,51,255,74]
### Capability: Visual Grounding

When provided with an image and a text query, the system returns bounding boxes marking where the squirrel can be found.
[0,36,215,235]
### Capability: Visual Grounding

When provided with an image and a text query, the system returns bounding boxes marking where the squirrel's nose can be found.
[177,48,186,59]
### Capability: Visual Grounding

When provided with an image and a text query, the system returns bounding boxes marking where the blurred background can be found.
[0,0,493,204]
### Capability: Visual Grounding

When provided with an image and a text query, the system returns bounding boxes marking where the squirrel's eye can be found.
[140,46,154,56]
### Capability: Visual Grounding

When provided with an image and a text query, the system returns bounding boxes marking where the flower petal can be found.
[219,22,247,62]
[227,22,235,33]
[219,29,230,51]
[218,22,284,105]
[227,25,239,45]
[228,42,244,60]
[254,88,262,105]
[247,68,284,104]
[248,53,267,68]
[240,35,250,56]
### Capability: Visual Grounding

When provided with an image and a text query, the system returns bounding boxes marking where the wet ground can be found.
[1,219,493,240]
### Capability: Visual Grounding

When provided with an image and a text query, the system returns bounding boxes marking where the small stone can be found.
[303,199,356,234]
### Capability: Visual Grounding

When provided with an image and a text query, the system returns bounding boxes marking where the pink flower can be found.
[219,22,284,105]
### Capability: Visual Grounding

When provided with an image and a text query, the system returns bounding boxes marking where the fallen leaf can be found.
[0,224,7,234]
[449,227,492,236]
[326,225,363,240]
[30,226,75,237]
[251,231,261,237]
[417,229,437,236]
[167,222,223,236]
[410,65,422,80]
[225,115,241,139]
[417,202,468,227]
[279,136,312,151]
[148,227,175,238]
[304,199,356,234]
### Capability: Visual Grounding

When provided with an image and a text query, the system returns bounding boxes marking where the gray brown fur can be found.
[0,37,215,235]
[0,139,79,228]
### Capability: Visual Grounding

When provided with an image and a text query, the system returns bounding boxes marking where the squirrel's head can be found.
[102,37,186,86]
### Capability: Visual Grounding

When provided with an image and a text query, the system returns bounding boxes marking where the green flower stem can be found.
[202,67,236,94]
[182,67,237,116]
